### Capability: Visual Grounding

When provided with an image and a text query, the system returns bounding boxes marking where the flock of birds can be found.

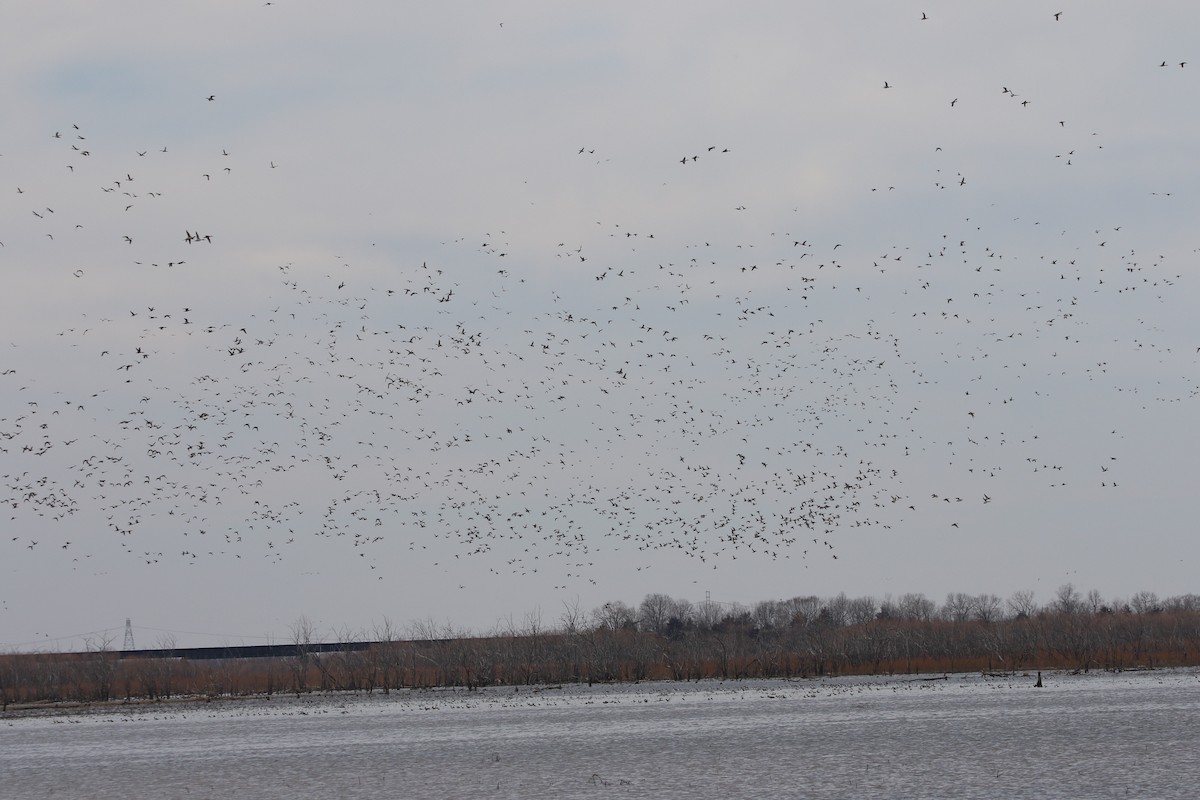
[1,7,1197,603]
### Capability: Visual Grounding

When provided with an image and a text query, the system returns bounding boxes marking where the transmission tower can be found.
[123,618,135,650]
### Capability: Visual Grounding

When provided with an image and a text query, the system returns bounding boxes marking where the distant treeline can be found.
[4,584,1199,708]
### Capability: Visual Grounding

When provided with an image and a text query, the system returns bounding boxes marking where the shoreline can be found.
[4,664,1186,719]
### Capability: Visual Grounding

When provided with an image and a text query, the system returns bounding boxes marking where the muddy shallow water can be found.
[4,669,1199,799]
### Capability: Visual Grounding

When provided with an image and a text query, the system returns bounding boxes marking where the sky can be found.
[2,1,1199,651]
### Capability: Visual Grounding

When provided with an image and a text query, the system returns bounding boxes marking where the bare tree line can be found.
[3,584,1199,709]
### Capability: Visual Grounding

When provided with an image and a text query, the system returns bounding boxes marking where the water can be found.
[4,669,1199,799]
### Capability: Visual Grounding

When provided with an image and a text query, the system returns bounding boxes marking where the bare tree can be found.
[593,601,638,631]
[822,593,851,628]
[559,597,585,634]
[941,593,974,623]
[81,631,119,701]
[289,615,316,694]
[639,593,676,636]
[848,596,878,627]
[972,594,1003,623]
[1130,591,1162,615]
[372,616,403,693]
[137,633,178,700]
[667,598,695,633]
[331,625,369,692]
[1052,583,1083,615]
[694,596,724,630]
[261,634,280,697]
[789,596,823,626]
[1164,594,1200,613]
[409,618,457,686]
[1006,589,1039,619]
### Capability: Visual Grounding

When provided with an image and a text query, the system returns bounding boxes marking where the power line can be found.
[0,626,123,649]
[133,623,281,643]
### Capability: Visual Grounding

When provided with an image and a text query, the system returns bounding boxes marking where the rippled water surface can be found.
[5,669,1199,798]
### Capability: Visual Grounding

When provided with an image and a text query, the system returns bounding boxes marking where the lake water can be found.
[4,669,1199,799]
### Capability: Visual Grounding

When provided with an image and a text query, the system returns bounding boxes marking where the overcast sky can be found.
[3,1,1198,651]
